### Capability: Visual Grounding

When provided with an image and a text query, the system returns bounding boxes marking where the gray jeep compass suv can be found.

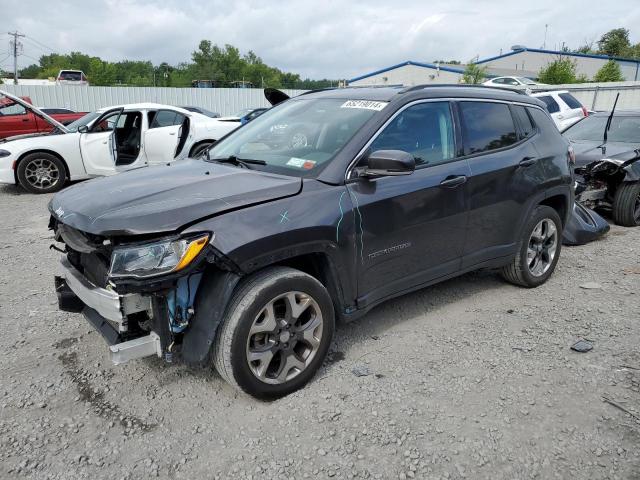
[50,85,573,399]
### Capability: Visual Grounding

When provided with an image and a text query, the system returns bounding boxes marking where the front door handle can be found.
[439,175,467,188]
[519,156,538,167]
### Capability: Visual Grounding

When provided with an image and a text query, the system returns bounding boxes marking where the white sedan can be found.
[0,91,239,193]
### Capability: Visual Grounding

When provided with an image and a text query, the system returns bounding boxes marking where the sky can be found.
[4,0,640,80]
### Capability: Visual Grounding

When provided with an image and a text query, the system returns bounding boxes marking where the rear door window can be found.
[537,95,560,114]
[459,102,518,155]
[558,93,582,110]
[149,110,185,128]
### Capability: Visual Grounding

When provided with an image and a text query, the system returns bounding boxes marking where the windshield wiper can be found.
[210,155,267,169]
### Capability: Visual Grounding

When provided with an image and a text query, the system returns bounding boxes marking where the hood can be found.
[49,159,302,237]
[570,140,640,167]
[0,89,68,133]
[0,131,55,143]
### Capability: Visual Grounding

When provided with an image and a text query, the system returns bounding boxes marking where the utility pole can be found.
[8,31,25,85]
[543,24,548,49]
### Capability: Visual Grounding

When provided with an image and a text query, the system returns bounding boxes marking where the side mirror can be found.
[77,125,89,133]
[362,150,415,177]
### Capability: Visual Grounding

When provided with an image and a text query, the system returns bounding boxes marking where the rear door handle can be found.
[519,157,537,167]
[439,175,467,188]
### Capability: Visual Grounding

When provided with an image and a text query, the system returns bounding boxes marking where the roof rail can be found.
[399,84,529,95]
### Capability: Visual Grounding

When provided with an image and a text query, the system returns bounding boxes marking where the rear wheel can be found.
[612,182,640,227]
[501,205,562,288]
[17,152,67,194]
[213,267,334,399]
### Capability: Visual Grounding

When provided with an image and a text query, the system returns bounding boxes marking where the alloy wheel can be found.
[526,218,558,277]
[245,291,323,385]
[24,158,60,190]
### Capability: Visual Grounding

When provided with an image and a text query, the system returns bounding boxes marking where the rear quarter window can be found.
[558,93,583,110]
[512,105,536,139]
[537,95,560,114]
[459,101,518,155]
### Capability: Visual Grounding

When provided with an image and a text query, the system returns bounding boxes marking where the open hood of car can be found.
[0,89,69,134]
[264,88,290,106]
[570,139,640,167]
[48,159,302,237]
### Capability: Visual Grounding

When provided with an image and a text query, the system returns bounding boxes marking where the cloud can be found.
[5,0,640,79]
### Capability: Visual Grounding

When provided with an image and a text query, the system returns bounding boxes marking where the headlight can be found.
[0,149,11,158]
[109,234,210,279]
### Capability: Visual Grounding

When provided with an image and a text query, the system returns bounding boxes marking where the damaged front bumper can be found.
[55,257,162,364]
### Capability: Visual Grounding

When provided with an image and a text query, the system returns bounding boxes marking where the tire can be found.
[612,182,640,227]
[189,141,214,159]
[501,205,562,288]
[16,152,67,194]
[213,267,335,399]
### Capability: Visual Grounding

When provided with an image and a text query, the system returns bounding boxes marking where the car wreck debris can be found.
[571,339,593,353]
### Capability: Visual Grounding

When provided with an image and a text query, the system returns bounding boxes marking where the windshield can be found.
[233,108,254,117]
[517,77,537,85]
[65,111,101,132]
[207,98,384,177]
[564,115,640,143]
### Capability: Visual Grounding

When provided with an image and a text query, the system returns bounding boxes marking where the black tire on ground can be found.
[16,152,67,194]
[213,267,335,400]
[501,205,563,288]
[190,141,214,159]
[612,182,640,227]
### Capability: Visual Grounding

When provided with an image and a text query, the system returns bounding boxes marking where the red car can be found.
[0,96,86,139]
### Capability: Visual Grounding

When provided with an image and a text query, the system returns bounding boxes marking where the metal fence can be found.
[0,85,307,115]
[3,82,640,114]
[529,81,640,111]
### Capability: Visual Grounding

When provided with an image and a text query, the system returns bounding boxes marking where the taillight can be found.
[568,145,576,166]
[582,106,588,117]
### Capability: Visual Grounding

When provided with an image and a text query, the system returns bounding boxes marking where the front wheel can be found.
[16,152,67,194]
[213,267,335,399]
[613,182,640,227]
[501,205,562,288]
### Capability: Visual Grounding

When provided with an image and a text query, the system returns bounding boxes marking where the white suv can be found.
[531,90,587,131]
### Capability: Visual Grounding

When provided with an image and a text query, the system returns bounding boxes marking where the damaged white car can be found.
[0,91,239,193]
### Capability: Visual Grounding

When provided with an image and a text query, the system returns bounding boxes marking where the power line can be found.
[19,52,41,63]
[23,35,55,53]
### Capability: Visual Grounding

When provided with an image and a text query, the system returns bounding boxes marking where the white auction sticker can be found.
[340,100,388,111]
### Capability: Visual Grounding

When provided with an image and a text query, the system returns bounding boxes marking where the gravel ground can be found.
[1,183,639,480]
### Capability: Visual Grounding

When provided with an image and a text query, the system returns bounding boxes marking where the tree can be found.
[538,57,579,84]
[594,60,624,82]
[597,28,631,57]
[461,63,487,84]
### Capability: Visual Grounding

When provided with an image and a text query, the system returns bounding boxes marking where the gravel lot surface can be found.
[1,183,639,480]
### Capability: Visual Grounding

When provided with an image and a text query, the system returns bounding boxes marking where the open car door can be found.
[79,108,123,176]
[143,109,188,165]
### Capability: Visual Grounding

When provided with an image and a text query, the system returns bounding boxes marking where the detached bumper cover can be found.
[562,202,610,246]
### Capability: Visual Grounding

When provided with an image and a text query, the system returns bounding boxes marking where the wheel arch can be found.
[539,192,570,227]
[188,139,216,158]
[14,149,70,184]
[181,249,347,366]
